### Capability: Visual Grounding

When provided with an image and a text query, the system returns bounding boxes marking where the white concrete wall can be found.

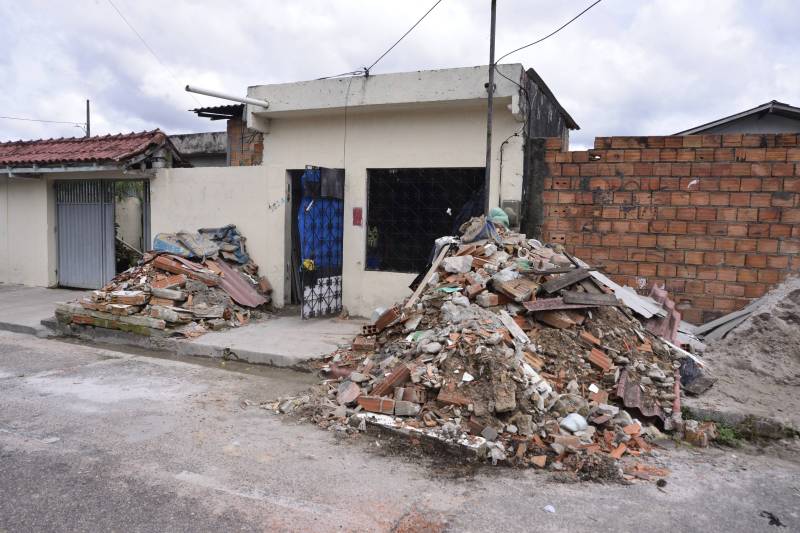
[150,166,286,306]
[0,176,56,286]
[115,196,143,251]
[261,102,524,316]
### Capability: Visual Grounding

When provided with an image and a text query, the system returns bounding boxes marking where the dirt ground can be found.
[686,276,800,431]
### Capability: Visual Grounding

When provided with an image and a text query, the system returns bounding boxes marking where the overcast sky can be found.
[0,0,797,149]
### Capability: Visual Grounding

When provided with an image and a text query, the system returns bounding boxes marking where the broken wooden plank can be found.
[563,291,619,306]
[541,268,591,293]
[523,297,596,312]
[405,245,450,309]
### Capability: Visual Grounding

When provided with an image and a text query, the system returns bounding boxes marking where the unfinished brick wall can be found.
[539,133,800,324]
[226,116,263,166]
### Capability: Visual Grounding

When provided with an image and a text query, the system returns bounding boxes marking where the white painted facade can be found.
[245,65,527,316]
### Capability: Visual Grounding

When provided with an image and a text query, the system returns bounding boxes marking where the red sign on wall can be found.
[352,207,363,226]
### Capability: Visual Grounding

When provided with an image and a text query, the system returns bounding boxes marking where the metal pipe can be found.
[185,85,269,108]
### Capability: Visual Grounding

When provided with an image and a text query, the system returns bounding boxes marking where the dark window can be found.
[366,168,485,273]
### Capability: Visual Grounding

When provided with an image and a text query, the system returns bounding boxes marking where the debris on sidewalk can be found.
[282,216,699,480]
[55,225,272,338]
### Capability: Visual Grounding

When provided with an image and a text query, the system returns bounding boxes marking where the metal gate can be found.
[55,180,115,289]
[297,167,344,318]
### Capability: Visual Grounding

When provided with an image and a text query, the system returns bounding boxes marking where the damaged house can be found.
[161,64,577,317]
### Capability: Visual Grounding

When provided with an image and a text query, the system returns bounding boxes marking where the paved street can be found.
[1,330,798,532]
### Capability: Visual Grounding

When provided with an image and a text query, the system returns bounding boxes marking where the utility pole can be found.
[85,99,91,137]
[484,0,497,214]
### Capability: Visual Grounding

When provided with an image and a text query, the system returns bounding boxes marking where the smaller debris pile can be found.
[291,216,696,479]
[56,225,272,338]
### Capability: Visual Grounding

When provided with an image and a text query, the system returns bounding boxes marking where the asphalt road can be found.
[1,331,799,532]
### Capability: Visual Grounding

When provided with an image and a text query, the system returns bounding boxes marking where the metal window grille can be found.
[365,168,485,274]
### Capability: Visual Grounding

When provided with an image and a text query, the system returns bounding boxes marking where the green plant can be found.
[715,424,742,448]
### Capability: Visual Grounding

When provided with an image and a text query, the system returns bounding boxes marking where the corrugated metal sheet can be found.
[56,180,115,289]
[207,259,266,307]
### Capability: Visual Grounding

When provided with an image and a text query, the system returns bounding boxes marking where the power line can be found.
[366,0,444,73]
[0,115,85,126]
[494,0,603,65]
[106,0,201,105]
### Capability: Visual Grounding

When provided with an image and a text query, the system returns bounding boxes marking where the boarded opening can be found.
[366,168,485,273]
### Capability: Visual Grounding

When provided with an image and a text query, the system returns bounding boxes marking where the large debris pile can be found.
[56,225,272,338]
[293,217,693,477]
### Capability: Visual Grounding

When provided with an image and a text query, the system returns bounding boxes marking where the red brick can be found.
[750,193,772,207]
[782,209,800,223]
[718,268,738,281]
[638,263,657,276]
[638,234,657,248]
[750,163,770,177]
[785,179,800,192]
[714,238,736,251]
[685,251,704,265]
[687,222,708,234]
[696,207,717,221]
[676,236,696,249]
[747,224,769,238]
[758,270,780,284]
[657,235,676,249]
[671,191,690,205]
[709,192,730,206]
[722,134,744,147]
[779,240,800,254]
[734,239,757,252]
[665,250,685,263]
[689,192,710,205]
[745,255,767,268]
[729,192,751,206]
[744,284,768,298]
[728,224,748,237]
[767,255,789,269]
[719,178,740,191]
[758,207,781,222]
[737,270,758,282]
[772,163,794,176]
[693,163,713,177]
[765,147,787,161]
[740,177,762,192]
[724,253,745,267]
[704,281,724,295]
[657,263,677,277]
[772,192,796,207]
[697,266,718,280]
[737,208,759,221]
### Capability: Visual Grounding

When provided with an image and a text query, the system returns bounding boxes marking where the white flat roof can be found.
[247,64,525,117]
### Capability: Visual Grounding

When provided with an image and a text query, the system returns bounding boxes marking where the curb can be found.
[683,404,798,440]
[42,318,315,371]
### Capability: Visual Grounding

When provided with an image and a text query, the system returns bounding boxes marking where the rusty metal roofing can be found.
[207,259,267,308]
[0,130,172,166]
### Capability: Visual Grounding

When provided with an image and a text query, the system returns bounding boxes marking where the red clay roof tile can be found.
[0,130,169,166]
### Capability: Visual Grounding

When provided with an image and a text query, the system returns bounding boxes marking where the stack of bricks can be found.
[540,133,800,324]
[226,116,264,166]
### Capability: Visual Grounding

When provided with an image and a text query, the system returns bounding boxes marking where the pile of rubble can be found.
[56,225,272,338]
[286,217,698,480]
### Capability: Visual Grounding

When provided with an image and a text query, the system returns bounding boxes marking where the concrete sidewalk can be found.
[175,315,365,367]
[0,284,88,336]
[0,284,364,367]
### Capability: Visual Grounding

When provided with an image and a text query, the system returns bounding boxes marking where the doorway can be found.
[287,167,345,318]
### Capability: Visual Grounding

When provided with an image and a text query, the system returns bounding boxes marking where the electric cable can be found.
[366,0,443,73]
[106,0,201,105]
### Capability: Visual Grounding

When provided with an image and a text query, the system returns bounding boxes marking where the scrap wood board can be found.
[541,268,591,293]
[562,291,619,306]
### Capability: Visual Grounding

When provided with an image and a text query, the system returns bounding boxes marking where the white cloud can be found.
[0,0,797,145]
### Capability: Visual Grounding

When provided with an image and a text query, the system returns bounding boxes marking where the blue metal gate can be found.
[297,167,344,318]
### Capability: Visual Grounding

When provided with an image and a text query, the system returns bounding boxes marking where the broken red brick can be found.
[588,348,613,372]
[371,364,410,397]
[352,336,377,352]
[531,455,547,468]
[356,396,395,414]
